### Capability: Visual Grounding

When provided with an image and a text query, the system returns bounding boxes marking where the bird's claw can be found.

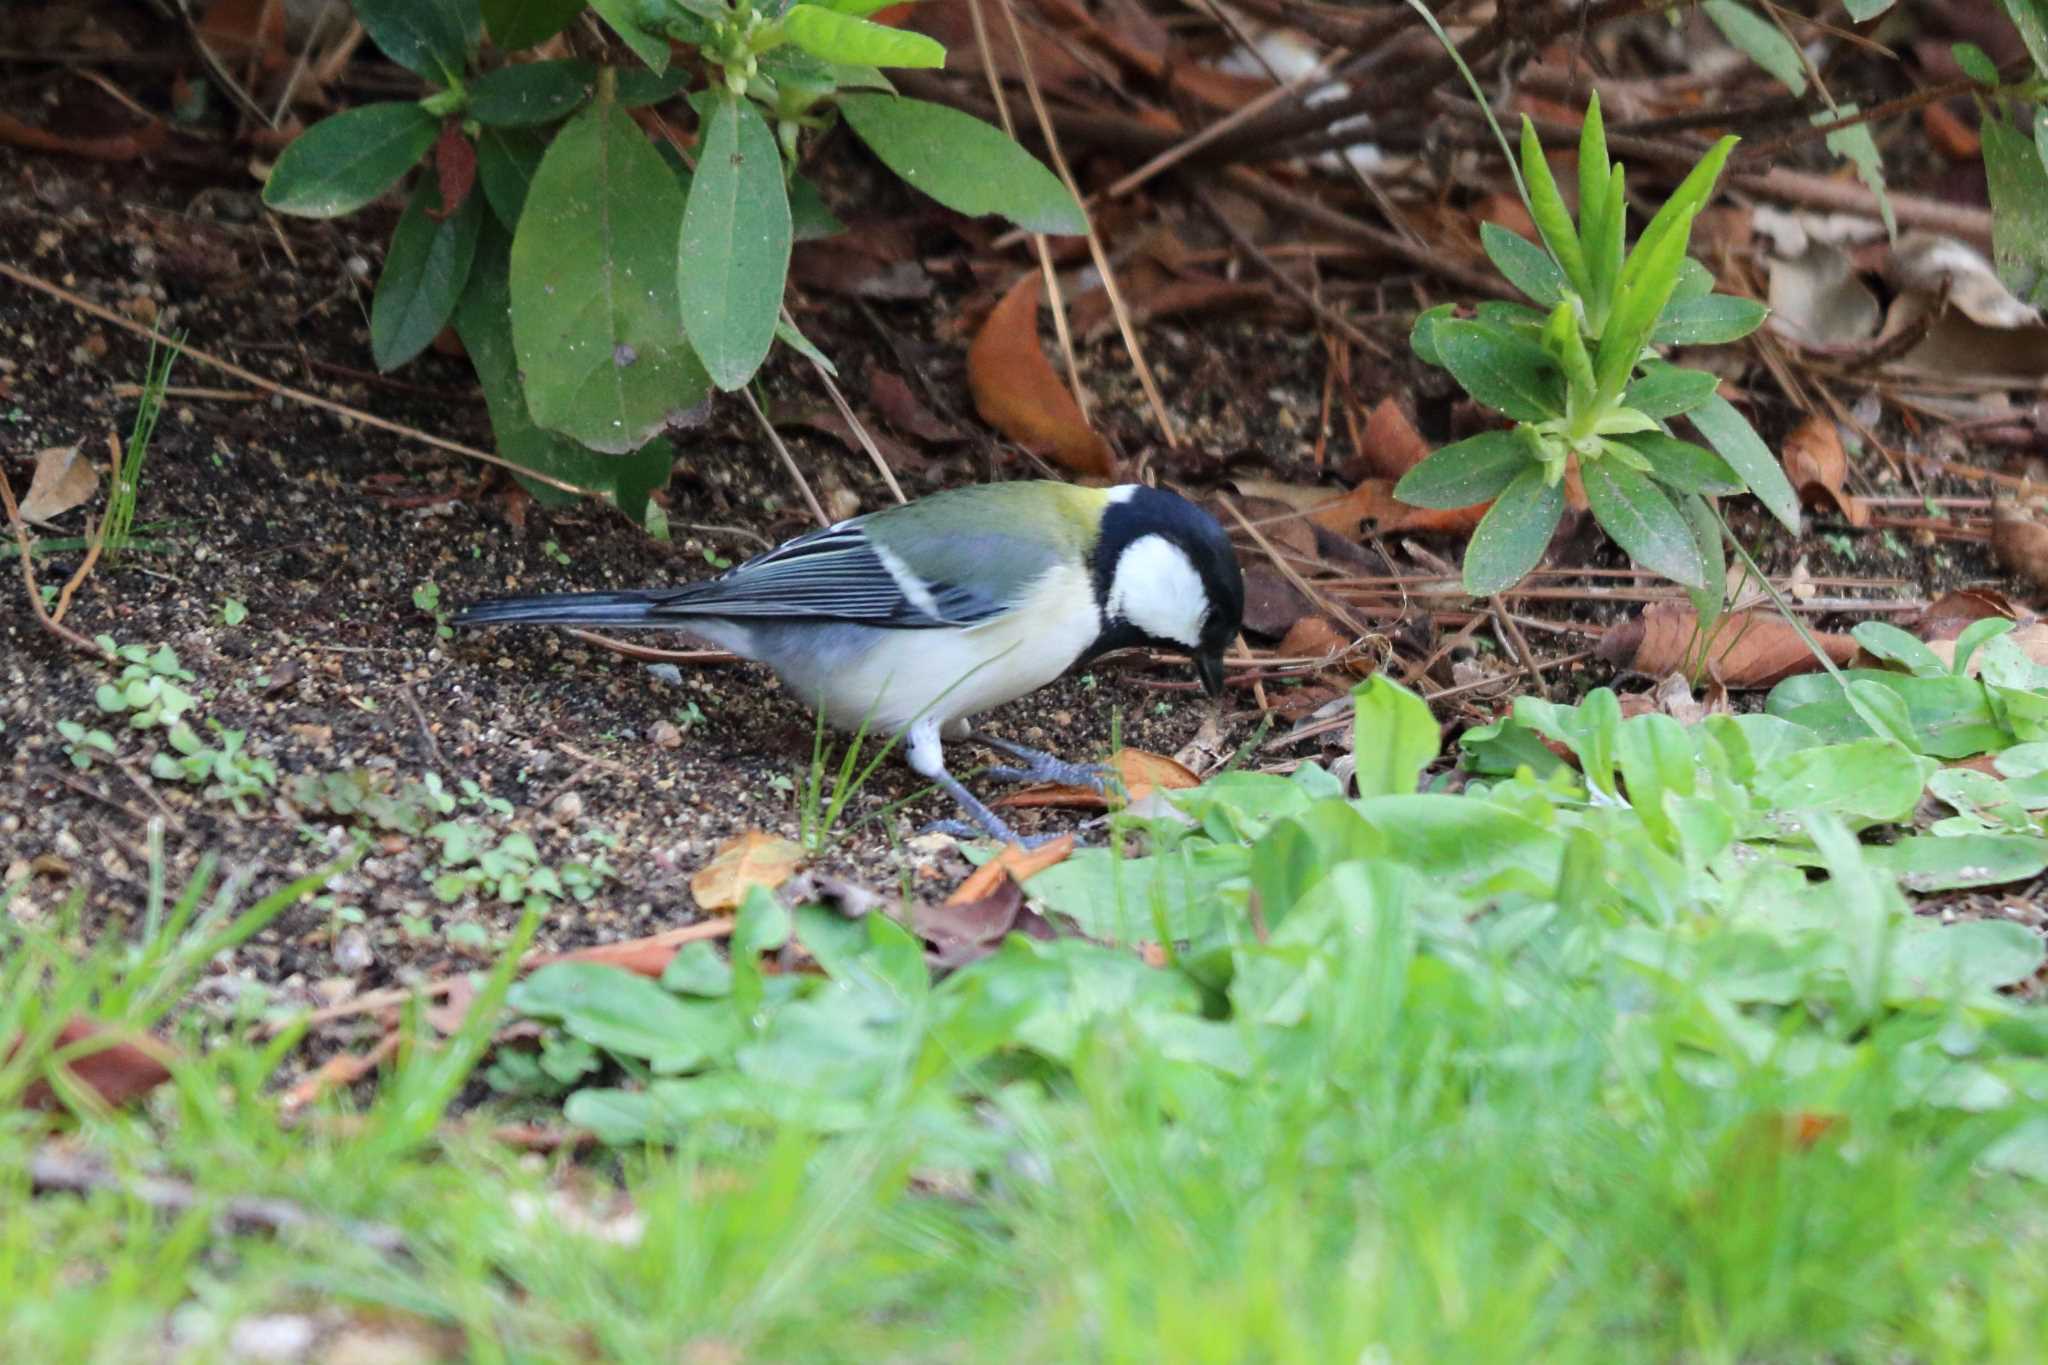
[985,759,1109,792]
[917,819,1065,850]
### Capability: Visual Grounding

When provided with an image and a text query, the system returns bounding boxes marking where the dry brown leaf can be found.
[993,749,1200,810]
[1992,499,2048,598]
[866,364,958,443]
[17,445,97,524]
[690,831,805,913]
[1354,396,1432,482]
[18,1017,179,1111]
[1781,415,1867,526]
[1596,603,1856,688]
[0,112,166,161]
[279,1031,402,1114]
[916,878,1023,968]
[946,834,1075,905]
[1914,587,2027,641]
[967,272,1115,478]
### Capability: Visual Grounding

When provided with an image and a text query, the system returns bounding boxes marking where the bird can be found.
[454,480,1245,845]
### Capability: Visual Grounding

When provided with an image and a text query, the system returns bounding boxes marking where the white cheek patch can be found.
[1108,534,1208,648]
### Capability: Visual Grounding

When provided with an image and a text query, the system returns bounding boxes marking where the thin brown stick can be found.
[47,436,116,626]
[738,385,830,528]
[1191,178,1385,356]
[1103,51,1341,201]
[0,461,109,660]
[991,0,1180,447]
[562,628,739,665]
[964,0,1092,424]
[0,260,599,497]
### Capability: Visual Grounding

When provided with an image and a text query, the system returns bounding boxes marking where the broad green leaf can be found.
[660,940,734,996]
[1542,300,1596,410]
[1519,115,1586,293]
[1352,676,1440,798]
[2001,0,2048,80]
[1518,689,1621,795]
[617,67,693,107]
[1768,670,2008,759]
[784,4,946,67]
[776,317,837,375]
[1844,0,1895,17]
[509,99,709,453]
[1393,430,1530,508]
[789,172,845,240]
[1462,463,1565,595]
[354,0,475,86]
[1953,41,2000,86]
[475,124,546,227]
[818,0,911,12]
[1869,835,2048,894]
[1250,804,1384,924]
[1982,110,2048,307]
[371,174,482,372]
[1410,302,1455,367]
[587,0,671,72]
[1625,362,1720,419]
[1703,0,1807,94]
[1652,293,1770,345]
[483,0,586,50]
[1352,795,1565,891]
[262,103,438,219]
[1577,91,1611,254]
[509,962,731,1071]
[1955,616,2016,675]
[1822,108,1894,241]
[1888,919,2047,996]
[1687,393,1801,532]
[839,93,1084,234]
[1431,320,1566,420]
[457,220,675,521]
[1022,843,1248,942]
[1582,458,1706,587]
[467,60,595,127]
[1850,621,1948,678]
[1679,490,1726,637]
[1750,738,1930,827]
[679,95,792,391]
[1479,222,1565,307]
[1615,431,1741,494]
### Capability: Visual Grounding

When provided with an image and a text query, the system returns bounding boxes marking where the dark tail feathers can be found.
[452,590,686,629]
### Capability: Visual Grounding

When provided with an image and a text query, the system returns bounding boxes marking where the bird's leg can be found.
[969,731,1110,792]
[907,721,1058,848]
[920,770,1060,848]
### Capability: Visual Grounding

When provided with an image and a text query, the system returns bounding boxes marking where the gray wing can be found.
[641,522,1003,628]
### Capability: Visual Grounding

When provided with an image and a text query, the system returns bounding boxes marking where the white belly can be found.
[766,563,1101,736]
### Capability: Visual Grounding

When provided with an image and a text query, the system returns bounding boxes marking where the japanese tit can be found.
[455,480,1245,845]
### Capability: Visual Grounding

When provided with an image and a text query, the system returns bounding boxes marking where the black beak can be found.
[1195,650,1226,698]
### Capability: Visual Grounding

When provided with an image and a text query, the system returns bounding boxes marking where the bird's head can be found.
[1088,484,1245,698]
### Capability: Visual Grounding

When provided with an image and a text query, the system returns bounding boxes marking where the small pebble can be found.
[551,790,585,821]
[650,720,683,749]
[646,664,683,686]
[53,829,83,859]
[334,928,373,974]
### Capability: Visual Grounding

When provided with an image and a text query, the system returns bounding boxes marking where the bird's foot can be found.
[971,734,1110,792]
[919,819,1064,850]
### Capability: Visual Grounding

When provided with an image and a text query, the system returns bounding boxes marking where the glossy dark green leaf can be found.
[1626,362,1721,419]
[616,67,692,107]
[508,962,727,1071]
[263,103,438,219]
[1480,222,1564,307]
[1394,430,1530,508]
[679,95,792,391]
[1462,464,1565,595]
[1617,431,1741,495]
[1982,110,2048,306]
[482,0,585,50]
[509,99,708,453]
[1679,489,1726,635]
[467,60,594,127]
[1582,458,1706,587]
[1686,393,1800,531]
[354,0,476,86]
[1410,302,1455,367]
[1952,40,2000,86]
[371,174,482,372]
[475,124,546,227]
[1652,293,1769,345]
[1703,0,1806,93]
[1431,319,1566,421]
[839,93,1084,234]
[459,220,676,522]
[587,0,670,72]
[1519,115,1586,293]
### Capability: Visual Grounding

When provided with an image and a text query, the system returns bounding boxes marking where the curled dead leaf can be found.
[1597,603,1856,688]
[1992,498,2048,598]
[946,834,1075,906]
[1781,415,1867,526]
[1354,396,1432,482]
[967,272,1115,478]
[690,831,806,913]
[1913,587,2027,642]
[17,1017,179,1111]
[17,445,98,524]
